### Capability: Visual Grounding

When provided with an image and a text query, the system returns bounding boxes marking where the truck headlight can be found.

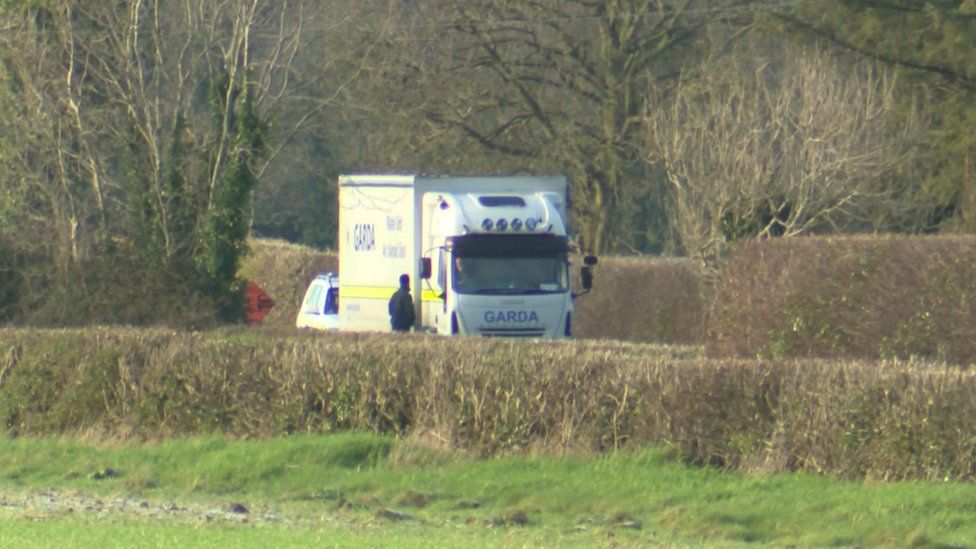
[525,218,538,231]
[482,218,494,231]
[510,218,522,231]
[496,218,508,231]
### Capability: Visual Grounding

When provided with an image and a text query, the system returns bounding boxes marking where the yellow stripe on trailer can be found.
[340,285,396,300]
[341,286,443,303]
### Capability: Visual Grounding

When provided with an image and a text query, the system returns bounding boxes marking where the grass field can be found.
[1,433,974,547]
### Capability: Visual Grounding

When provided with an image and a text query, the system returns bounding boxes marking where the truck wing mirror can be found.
[420,257,432,280]
[581,266,593,291]
[583,255,598,266]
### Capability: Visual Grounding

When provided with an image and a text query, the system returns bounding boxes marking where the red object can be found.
[244,281,275,324]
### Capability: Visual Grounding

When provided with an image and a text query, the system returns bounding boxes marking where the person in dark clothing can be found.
[388,273,416,332]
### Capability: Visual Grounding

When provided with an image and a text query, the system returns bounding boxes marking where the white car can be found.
[296,273,340,330]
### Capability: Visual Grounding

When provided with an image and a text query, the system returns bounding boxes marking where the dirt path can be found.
[0,490,294,526]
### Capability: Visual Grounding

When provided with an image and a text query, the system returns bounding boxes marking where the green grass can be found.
[0,515,579,548]
[1,433,974,547]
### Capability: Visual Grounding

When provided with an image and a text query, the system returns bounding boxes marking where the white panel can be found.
[338,179,416,332]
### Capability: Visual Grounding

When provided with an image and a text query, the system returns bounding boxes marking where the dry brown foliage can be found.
[708,235,976,365]
[2,328,975,481]
[573,256,706,343]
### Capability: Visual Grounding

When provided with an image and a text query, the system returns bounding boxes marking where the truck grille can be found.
[478,327,548,338]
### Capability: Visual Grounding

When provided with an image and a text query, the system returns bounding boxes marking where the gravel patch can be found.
[0,490,289,526]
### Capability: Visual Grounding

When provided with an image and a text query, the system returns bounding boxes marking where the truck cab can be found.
[420,192,584,338]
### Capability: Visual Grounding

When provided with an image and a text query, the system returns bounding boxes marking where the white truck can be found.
[335,174,596,338]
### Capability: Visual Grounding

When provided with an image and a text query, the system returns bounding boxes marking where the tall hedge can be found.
[707,235,976,365]
[573,257,706,343]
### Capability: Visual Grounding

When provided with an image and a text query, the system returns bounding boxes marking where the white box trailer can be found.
[337,174,595,338]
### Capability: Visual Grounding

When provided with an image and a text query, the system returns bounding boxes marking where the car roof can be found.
[313,273,339,286]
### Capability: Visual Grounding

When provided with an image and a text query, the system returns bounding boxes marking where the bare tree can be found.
[0,0,308,322]
[69,1,304,255]
[0,5,97,273]
[648,44,935,265]
[398,0,758,254]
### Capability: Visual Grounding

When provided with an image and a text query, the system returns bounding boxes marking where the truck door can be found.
[419,247,446,334]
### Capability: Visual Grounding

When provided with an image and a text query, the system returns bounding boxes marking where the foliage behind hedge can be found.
[707,236,976,365]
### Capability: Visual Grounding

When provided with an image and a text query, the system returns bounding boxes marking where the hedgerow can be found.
[2,328,974,481]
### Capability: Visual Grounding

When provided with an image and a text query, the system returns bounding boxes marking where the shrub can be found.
[2,328,975,481]
[707,235,976,365]
[573,256,706,343]
[24,250,221,329]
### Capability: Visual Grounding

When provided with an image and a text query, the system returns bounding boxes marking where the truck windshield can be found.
[453,256,568,295]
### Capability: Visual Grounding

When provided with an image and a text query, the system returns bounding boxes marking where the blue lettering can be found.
[483,310,540,324]
[353,224,375,251]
